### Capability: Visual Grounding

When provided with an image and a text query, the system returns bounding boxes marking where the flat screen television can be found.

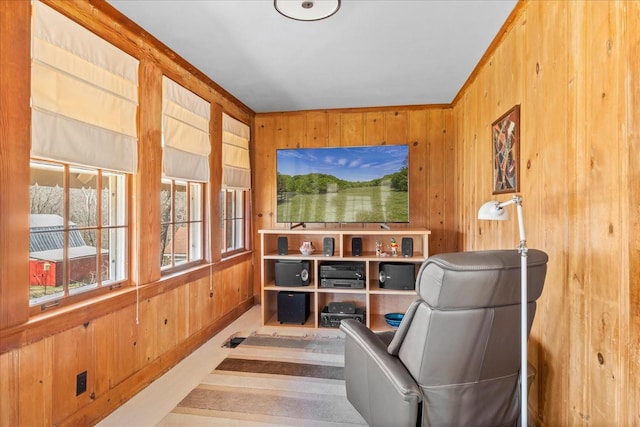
[276,145,409,224]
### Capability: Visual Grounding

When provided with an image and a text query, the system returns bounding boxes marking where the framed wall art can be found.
[492,104,520,194]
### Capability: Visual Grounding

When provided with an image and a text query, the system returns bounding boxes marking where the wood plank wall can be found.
[0,1,254,425]
[453,1,639,425]
[252,108,457,299]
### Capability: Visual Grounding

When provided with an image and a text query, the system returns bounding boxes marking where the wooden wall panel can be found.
[521,2,572,423]
[18,339,52,426]
[0,350,18,426]
[582,2,626,423]
[188,276,216,334]
[453,1,638,424]
[305,111,329,146]
[0,0,31,328]
[407,110,428,229]
[52,324,94,424]
[384,111,409,146]
[134,60,163,285]
[155,287,188,357]
[626,0,640,422]
[106,306,145,389]
[341,113,365,146]
[426,110,447,253]
[365,112,385,145]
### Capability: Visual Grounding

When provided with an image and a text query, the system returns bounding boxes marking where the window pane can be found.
[190,221,202,261]
[29,229,65,302]
[174,181,187,224]
[190,183,202,221]
[102,227,126,283]
[225,190,235,218]
[69,166,98,227]
[174,223,187,266]
[102,171,126,227]
[68,229,99,293]
[30,162,64,218]
[234,218,244,250]
[160,179,172,267]
[30,162,66,304]
[161,224,172,268]
[160,179,172,226]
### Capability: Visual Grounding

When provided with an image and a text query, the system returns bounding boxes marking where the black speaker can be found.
[379,263,415,290]
[328,301,356,314]
[277,236,288,255]
[323,237,334,256]
[277,291,310,324]
[401,237,413,257]
[351,237,362,256]
[275,261,310,287]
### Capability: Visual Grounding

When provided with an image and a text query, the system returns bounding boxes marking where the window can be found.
[29,2,138,308]
[29,160,128,305]
[221,113,251,256]
[221,189,247,254]
[160,179,204,269]
[161,77,210,272]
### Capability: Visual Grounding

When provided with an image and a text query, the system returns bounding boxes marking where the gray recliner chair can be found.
[340,249,548,427]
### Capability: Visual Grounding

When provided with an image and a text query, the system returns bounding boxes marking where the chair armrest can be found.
[340,319,421,400]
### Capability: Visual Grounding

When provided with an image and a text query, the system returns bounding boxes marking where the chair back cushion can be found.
[417,249,547,309]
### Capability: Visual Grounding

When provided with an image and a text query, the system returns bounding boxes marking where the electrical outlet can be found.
[76,371,87,396]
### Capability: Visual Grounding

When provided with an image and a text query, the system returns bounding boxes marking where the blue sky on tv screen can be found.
[277,145,408,182]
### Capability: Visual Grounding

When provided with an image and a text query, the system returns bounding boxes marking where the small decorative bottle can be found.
[376,240,383,256]
[390,238,398,256]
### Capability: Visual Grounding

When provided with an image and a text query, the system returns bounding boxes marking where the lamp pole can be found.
[478,195,528,426]
[513,198,528,427]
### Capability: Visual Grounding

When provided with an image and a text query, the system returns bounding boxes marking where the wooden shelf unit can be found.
[259,228,430,331]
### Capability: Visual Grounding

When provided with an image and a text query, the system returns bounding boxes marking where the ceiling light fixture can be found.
[274,0,341,21]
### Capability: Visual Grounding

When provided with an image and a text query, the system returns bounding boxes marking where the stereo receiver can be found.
[320,305,365,328]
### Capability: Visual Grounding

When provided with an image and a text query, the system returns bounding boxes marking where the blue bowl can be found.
[384,312,404,328]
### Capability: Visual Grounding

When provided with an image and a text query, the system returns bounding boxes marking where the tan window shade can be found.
[31,1,138,173]
[162,77,211,182]
[222,113,251,189]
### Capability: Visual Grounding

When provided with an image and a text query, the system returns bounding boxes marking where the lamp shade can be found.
[478,200,510,221]
[274,0,341,21]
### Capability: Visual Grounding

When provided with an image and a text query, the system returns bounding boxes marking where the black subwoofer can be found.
[277,291,310,324]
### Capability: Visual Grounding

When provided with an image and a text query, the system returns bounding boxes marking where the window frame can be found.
[160,177,206,272]
[28,158,130,313]
[221,188,250,257]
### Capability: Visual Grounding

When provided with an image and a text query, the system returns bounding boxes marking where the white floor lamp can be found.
[477,194,528,427]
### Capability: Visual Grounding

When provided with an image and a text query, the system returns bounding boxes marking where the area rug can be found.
[158,333,367,426]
